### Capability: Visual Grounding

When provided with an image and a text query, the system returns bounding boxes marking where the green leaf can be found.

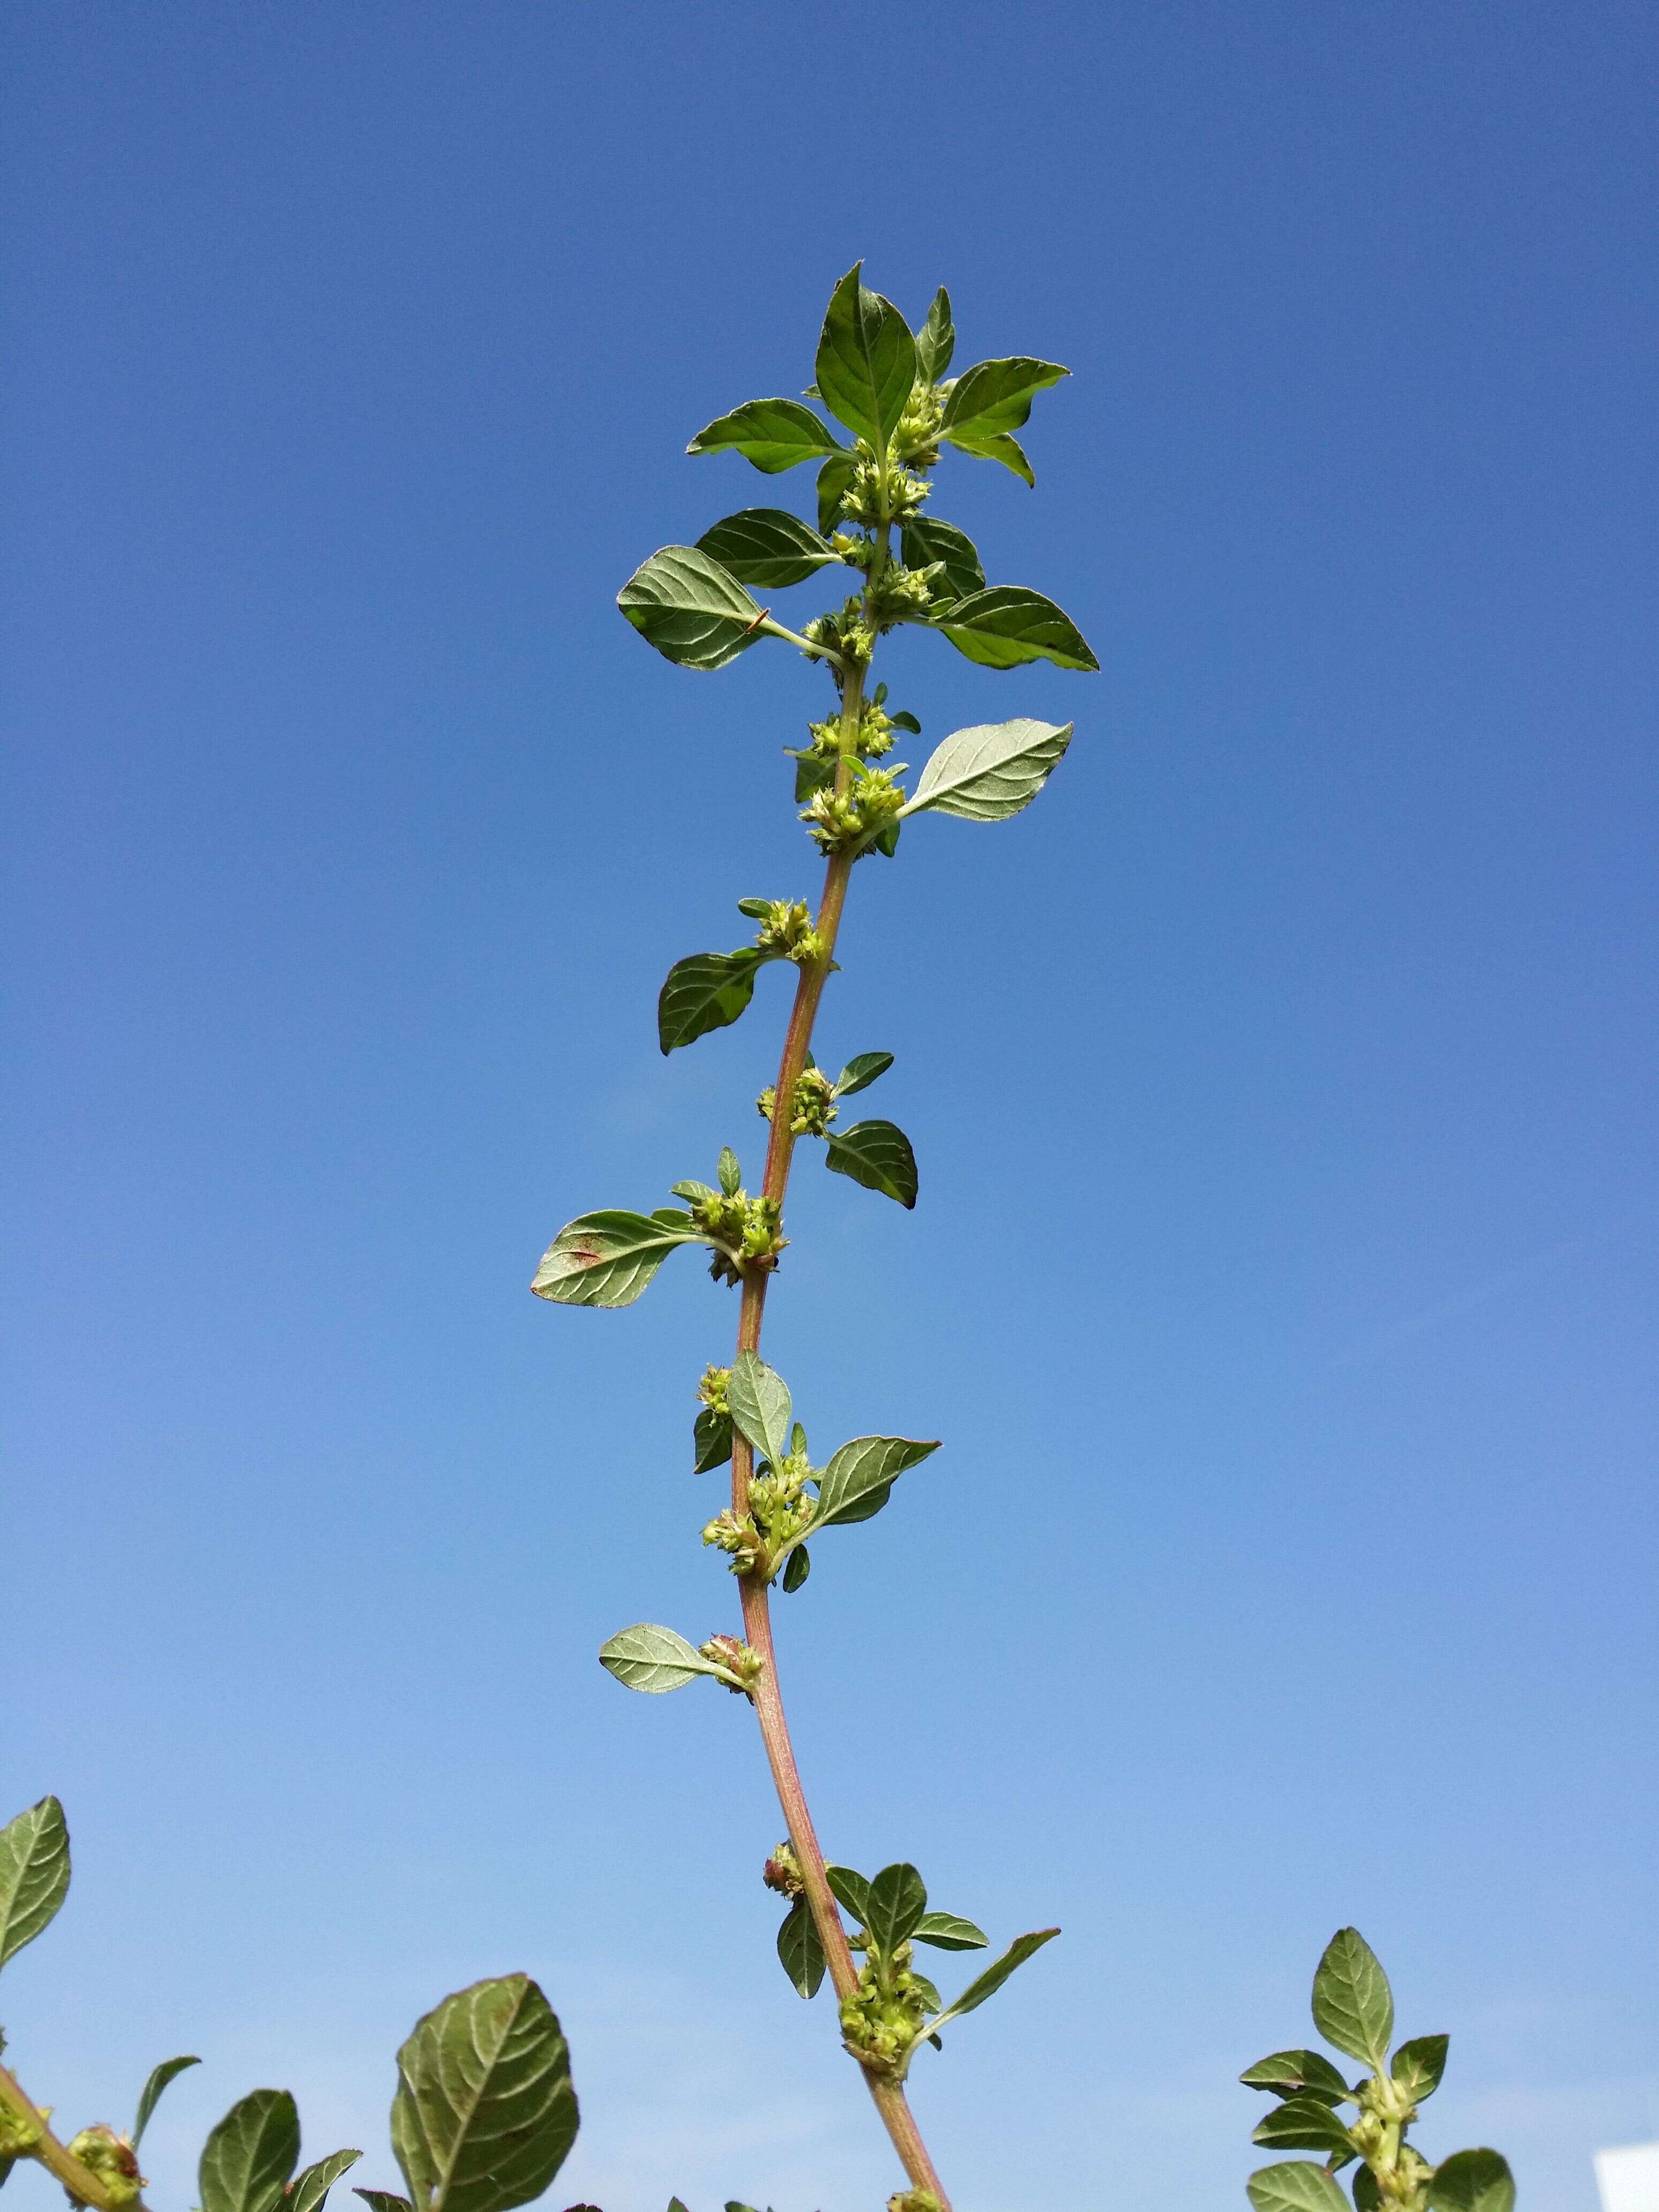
[1353,2168,1381,2212]
[1240,2050,1352,2105]
[946,429,1034,485]
[531,1210,704,1309]
[813,1436,940,1530]
[600,1623,741,1693]
[686,398,845,474]
[1311,1929,1394,2067]
[914,287,955,384]
[727,1352,793,1470]
[354,2194,413,2212]
[913,1912,989,1953]
[889,709,921,734]
[199,2092,301,2212]
[833,1051,894,1098]
[617,546,764,672]
[941,357,1068,444]
[817,453,858,534]
[900,517,984,607]
[657,948,767,1053]
[1391,2034,1448,2102]
[693,1407,733,1473]
[1246,2164,1349,2212]
[289,2152,363,2212]
[931,587,1098,673]
[781,1544,811,1593]
[718,1146,742,1196]
[865,1864,928,1955]
[696,509,841,589]
[790,746,836,803]
[776,1897,826,1999]
[0,1796,71,1975]
[824,1119,917,1208]
[134,2054,203,2144]
[816,265,917,451]
[901,718,1073,825]
[1428,2152,1514,2212]
[1251,2098,1357,2156]
[825,1865,870,1924]
[391,1975,578,2212]
[933,1928,1059,2026]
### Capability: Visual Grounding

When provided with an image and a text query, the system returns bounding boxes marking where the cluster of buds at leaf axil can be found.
[745,898,824,965]
[802,759,907,856]
[764,1840,805,1897]
[698,1633,764,1692]
[757,1066,837,1138]
[64,2129,144,2209]
[801,596,875,670]
[840,1950,931,2074]
[678,1183,787,1287]
[696,1364,731,1418]
[701,1507,765,1576]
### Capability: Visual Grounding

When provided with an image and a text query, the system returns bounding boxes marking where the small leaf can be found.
[718,1147,742,1197]
[1428,2151,1514,2212]
[617,545,764,672]
[1251,2098,1356,2156]
[781,1545,811,1593]
[941,357,1068,444]
[1353,2168,1381,2212]
[1246,2165,1349,2212]
[825,1119,917,1208]
[134,2054,203,2145]
[910,1972,943,2014]
[200,2091,301,2212]
[813,1436,940,1530]
[531,1210,704,1309]
[933,1929,1059,2026]
[901,718,1072,825]
[1240,2050,1352,2105]
[686,398,845,474]
[833,1051,894,1098]
[931,587,1098,674]
[865,1864,929,1955]
[657,950,768,1053]
[727,1352,793,1471]
[900,517,984,607]
[817,453,858,534]
[391,1975,578,2212]
[0,1796,71,1973]
[816,265,917,451]
[825,1865,871,1924]
[1391,2034,1448,2103]
[289,2153,363,2212]
[693,1407,733,1474]
[696,509,841,589]
[889,709,921,735]
[354,2195,413,2212]
[946,429,1034,485]
[776,1897,826,1999]
[1311,1929,1394,2067]
[600,1624,740,1693]
[914,288,955,384]
[913,1912,989,1953]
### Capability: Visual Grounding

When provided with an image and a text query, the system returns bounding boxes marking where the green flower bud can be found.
[764,1841,804,1897]
[65,2128,144,2208]
[696,1364,731,1417]
[698,1633,764,1690]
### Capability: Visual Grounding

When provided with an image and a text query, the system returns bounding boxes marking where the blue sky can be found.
[3,5,1654,2210]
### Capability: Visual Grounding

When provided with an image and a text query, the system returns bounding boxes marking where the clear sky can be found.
[4,7,1654,2211]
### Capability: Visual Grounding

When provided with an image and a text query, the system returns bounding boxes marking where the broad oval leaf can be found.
[825,1864,871,1925]
[941,357,1068,443]
[1427,2150,1514,2212]
[900,517,984,607]
[1311,1929,1394,2067]
[1245,2164,1349,2212]
[200,2091,301,2212]
[617,546,763,672]
[816,265,917,451]
[947,429,1034,485]
[931,587,1098,673]
[686,398,845,474]
[1251,2097,1356,2156]
[391,1975,578,2212]
[727,1352,794,1471]
[813,1436,940,1530]
[817,452,858,534]
[658,948,767,1053]
[289,2151,363,2212]
[901,718,1072,825]
[776,1897,826,1999]
[934,1928,1059,2026]
[865,1864,928,1955]
[824,1119,917,1208]
[696,509,841,589]
[0,1796,71,1974]
[531,1210,701,1309]
[913,1912,989,1953]
[833,1051,894,1098]
[134,2054,203,2145]
[1391,2033,1449,2103]
[693,1407,734,1474]
[1239,2050,1351,2105]
[914,287,955,384]
[600,1624,735,1694]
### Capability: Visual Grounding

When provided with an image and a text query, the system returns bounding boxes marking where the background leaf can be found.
[833,1051,894,1098]
[617,545,763,671]
[686,398,843,474]
[1239,2050,1351,2105]
[134,2054,203,2144]
[1245,2164,1350,2212]
[600,1623,735,1693]
[727,1351,793,1469]
[354,2195,413,2212]
[900,516,984,606]
[289,2151,363,2212]
[825,1865,870,1924]
[776,1898,826,1999]
[813,1436,939,1529]
[824,1119,917,1207]
[901,718,1072,824]
[693,1407,733,1473]
[1390,2034,1448,2102]
[781,1544,811,1592]
[199,2091,301,2212]
[941,356,1068,443]
[865,1863,928,1955]
[817,453,857,534]
[1251,2097,1356,2156]
[391,1975,578,2212]
[931,587,1098,672]
[914,287,955,383]
[0,1796,71,1974]
[1311,1929,1394,2066]
[695,509,840,588]
[1428,2151,1515,2212]
[531,1210,701,1309]
[815,265,917,450]
[913,1911,989,1952]
[657,948,767,1052]
[933,1928,1059,2023]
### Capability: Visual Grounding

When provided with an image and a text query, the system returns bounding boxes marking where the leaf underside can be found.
[391,1975,579,2212]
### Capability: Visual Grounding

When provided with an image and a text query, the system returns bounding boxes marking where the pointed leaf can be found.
[947,429,1034,485]
[914,288,955,384]
[1312,1929,1394,2067]
[781,1544,811,1593]
[776,1898,826,1999]
[933,1929,1059,2026]
[901,718,1073,825]
[1391,2034,1448,2103]
[727,1352,793,1470]
[531,1210,703,1309]
[1428,2151,1513,2212]
[1251,2098,1356,2156]
[289,2153,363,2212]
[354,2194,413,2212]
[693,1407,734,1474]
[134,2054,203,2145]
[824,1119,917,1207]
[813,1436,940,1530]
[833,1051,894,1099]
[817,453,858,534]
[865,1864,928,1955]
[0,1796,71,1973]
[600,1624,740,1694]
[696,510,841,589]
[910,1972,944,2015]
[1246,2165,1349,2212]
[913,1912,989,1953]
[199,2091,301,2212]
[816,265,917,451]
[686,398,845,473]
[1240,2050,1352,2105]
[617,546,764,672]
[825,1865,871,1924]
[391,1975,578,2212]
[717,1147,742,1196]
[900,518,984,607]
[941,357,1068,443]
[931,588,1097,673]
[657,948,768,1053]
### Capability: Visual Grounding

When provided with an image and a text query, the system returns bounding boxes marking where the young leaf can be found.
[946,429,1034,485]
[812,1436,940,1530]
[600,1624,742,1693]
[0,1796,71,1975]
[617,546,765,672]
[900,719,1073,824]
[693,1406,734,1473]
[865,1864,929,1955]
[914,287,955,384]
[1427,2151,1514,2212]
[1239,2050,1352,2105]
[932,1928,1059,2026]
[941,357,1068,444]
[930,587,1098,673]
[899,517,984,607]
[913,1912,989,1952]
[824,1119,917,1207]
[825,1864,871,1924]
[776,1897,826,1999]
[1311,1929,1394,2068]
[833,1051,894,1098]
[727,1352,793,1471]
[1251,2097,1356,2156]
[718,1147,742,1197]
[686,398,845,474]
[816,265,917,452]
[817,452,858,534]
[1245,2165,1349,2212]
[781,1544,811,1593]
[391,1976,578,2212]
[1391,2034,1449,2102]
[354,2195,413,2212]
[531,1210,704,1309]
[1354,2169,1381,2212]
[134,2054,203,2145]
[696,509,842,589]
[657,948,767,1052]
[199,2091,301,2212]
[289,2151,364,2212]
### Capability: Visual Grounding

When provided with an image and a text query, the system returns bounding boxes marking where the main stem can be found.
[0,2060,146,2212]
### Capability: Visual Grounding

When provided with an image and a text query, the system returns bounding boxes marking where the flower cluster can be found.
[752,898,824,965]
[801,759,907,856]
[757,1066,838,1138]
[839,1945,932,2074]
[698,1633,764,1692]
[696,1363,731,1417]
